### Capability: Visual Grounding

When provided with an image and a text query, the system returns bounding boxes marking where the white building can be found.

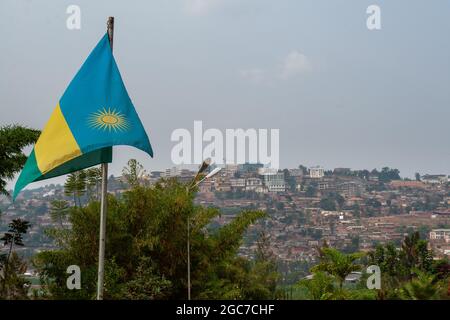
[421,174,448,184]
[258,167,278,175]
[262,172,286,192]
[430,229,450,243]
[309,166,325,178]
[245,178,263,191]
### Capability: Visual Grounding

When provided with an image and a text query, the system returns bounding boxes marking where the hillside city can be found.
[1,164,449,283]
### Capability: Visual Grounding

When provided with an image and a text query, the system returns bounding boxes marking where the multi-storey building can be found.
[430,229,450,242]
[245,177,263,191]
[263,172,286,192]
[421,174,448,184]
[309,166,325,178]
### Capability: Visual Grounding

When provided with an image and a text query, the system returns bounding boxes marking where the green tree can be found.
[122,159,146,187]
[297,271,335,300]
[1,219,31,265]
[319,198,336,211]
[64,170,87,206]
[401,232,433,276]
[0,218,31,298]
[45,200,71,249]
[86,168,102,200]
[251,231,281,299]
[0,252,30,299]
[119,257,172,299]
[49,200,70,229]
[35,178,271,300]
[298,165,308,175]
[367,233,438,299]
[311,247,365,289]
[283,169,296,191]
[0,125,40,197]
[399,270,442,300]
[368,242,407,278]
[305,183,317,197]
[378,167,401,182]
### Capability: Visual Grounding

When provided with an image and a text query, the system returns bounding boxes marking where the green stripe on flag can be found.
[13,149,41,200]
[13,147,112,200]
[37,147,112,181]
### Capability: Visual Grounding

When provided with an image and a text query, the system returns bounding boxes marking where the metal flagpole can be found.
[97,16,114,300]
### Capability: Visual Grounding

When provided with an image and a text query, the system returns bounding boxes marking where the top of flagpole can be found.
[107,16,114,51]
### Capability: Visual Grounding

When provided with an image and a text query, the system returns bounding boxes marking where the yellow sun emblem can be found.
[88,108,130,132]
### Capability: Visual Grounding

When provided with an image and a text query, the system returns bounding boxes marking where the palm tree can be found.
[401,232,433,278]
[64,170,87,206]
[311,247,365,289]
[1,219,31,262]
[399,270,442,300]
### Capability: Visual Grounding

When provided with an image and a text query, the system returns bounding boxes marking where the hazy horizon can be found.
[1,0,449,191]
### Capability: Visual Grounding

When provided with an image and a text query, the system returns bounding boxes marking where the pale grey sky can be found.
[1,0,449,190]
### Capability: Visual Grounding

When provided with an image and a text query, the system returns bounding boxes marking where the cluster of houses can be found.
[149,163,289,193]
[1,164,449,266]
[429,228,450,258]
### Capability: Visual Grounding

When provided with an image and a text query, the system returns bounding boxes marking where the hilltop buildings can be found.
[309,166,325,179]
[3,163,449,271]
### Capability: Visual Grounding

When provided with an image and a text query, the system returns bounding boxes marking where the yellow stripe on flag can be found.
[35,104,82,174]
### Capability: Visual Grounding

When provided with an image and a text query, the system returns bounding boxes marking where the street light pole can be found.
[186,160,221,300]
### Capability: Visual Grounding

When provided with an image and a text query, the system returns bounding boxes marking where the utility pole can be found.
[186,159,221,300]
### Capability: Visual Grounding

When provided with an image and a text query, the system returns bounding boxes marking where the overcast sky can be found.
[1,0,449,190]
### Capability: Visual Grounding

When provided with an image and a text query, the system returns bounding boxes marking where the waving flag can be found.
[13,34,153,199]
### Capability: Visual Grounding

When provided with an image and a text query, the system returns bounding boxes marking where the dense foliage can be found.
[34,177,279,299]
[0,125,40,197]
[296,233,450,300]
[0,218,32,299]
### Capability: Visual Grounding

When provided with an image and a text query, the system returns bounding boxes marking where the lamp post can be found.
[186,159,221,300]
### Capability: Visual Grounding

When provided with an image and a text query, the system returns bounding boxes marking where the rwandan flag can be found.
[13,34,153,199]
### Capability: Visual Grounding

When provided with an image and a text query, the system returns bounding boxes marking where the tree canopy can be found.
[0,125,40,196]
[34,178,278,299]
